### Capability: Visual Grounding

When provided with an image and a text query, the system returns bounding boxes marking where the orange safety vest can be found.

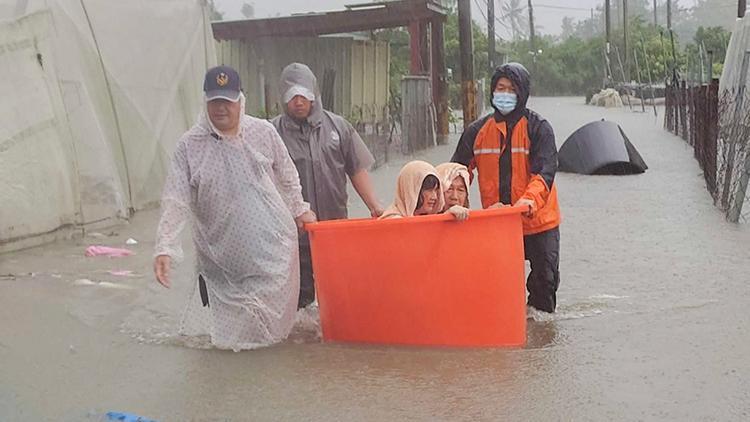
[471,116,561,235]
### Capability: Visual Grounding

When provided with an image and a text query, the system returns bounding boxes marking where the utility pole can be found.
[667,0,672,31]
[653,0,658,26]
[665,0,676,118]
[605,0,612,80]
[488,0,495,74]
[605,0,611,43]
[528,0,536,63]
[458,0,477,126]
[431,18,449,142]
[624,0,629,82]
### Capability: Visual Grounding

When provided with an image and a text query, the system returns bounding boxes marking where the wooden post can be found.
[606,0,612,79]
[488,0,496,74]
[634,48,646,112]
[706,78,719,195]
[605,0,611,44]
[408,21,422,74]
[641,38,658,116]
[420,21,430,74]
[615,45,633,110]
[623,0,629,82]
[259,58,268,118]
[667,0,672,30]
[680,80,688,140]
[431,19,449,142]
[458,0,477,126]
[528,0,536,63]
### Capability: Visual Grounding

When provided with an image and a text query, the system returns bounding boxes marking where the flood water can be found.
[1,97,749,421]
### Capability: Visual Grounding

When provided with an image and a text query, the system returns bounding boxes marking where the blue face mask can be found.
[492,92,517,115]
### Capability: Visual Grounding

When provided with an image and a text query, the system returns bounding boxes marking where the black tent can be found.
[558,120,648,175]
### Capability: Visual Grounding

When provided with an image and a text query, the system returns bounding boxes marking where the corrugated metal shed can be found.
[216,35,389,122]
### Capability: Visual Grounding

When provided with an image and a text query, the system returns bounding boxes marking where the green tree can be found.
[501,0,528,41]
[693,26,731,62]
[500,15,686,95]
[443,6,489,106]
[374,27,410,100]
[561,16,575,40]
[683,26,731,80]
[376,0,732,104]
[685,0,737,31]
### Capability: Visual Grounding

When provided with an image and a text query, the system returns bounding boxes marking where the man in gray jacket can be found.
[272,62,383,308]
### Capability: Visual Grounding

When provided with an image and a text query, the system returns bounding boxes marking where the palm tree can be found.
[500,0,528,40]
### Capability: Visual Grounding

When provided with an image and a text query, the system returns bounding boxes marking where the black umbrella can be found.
[558,120,647,175]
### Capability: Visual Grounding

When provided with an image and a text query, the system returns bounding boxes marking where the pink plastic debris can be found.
[85,246,134,258]
[107,270,135,277]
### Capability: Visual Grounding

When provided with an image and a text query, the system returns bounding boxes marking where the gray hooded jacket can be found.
[272,63,374,221]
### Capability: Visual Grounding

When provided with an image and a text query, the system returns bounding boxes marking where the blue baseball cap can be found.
[203,65,241,102]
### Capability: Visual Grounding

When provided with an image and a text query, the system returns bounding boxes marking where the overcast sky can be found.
[215,0,702,38]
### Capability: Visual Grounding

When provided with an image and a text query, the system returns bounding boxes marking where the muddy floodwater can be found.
[1,98,749,421]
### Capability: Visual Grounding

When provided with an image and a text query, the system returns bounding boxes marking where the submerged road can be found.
[1,97,748,420]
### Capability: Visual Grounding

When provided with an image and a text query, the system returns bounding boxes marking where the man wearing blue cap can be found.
[153,65,316,350]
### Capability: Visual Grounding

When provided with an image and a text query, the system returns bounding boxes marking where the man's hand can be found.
[370,206,385,218]
[514,198,535,217]
[295,210,317,229]
[447,205,469,221]
[154,255,171,288]
[350,170,383,219]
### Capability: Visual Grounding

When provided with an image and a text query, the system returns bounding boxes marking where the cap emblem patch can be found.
[216,72,229,87]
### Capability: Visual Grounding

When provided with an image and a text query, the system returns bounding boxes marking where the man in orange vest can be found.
[451,62,561,313]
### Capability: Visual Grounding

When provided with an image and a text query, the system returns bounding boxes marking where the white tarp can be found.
[715,16,750,222]
[719,17,750,94]
[0,0,215,251]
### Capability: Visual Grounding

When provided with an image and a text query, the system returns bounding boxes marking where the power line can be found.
[473,0,490,25]
[474,0,511,39]
[535,4,591,12]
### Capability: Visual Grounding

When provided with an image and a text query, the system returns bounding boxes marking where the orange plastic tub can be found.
[306,206,527,347]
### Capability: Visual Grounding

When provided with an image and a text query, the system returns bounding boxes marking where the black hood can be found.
[490,62,530,122]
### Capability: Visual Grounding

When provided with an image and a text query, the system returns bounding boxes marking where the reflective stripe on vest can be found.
[472,116,561,235]
[474,148,503,155]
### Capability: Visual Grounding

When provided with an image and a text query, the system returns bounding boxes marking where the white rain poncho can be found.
[155,94,310,350]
